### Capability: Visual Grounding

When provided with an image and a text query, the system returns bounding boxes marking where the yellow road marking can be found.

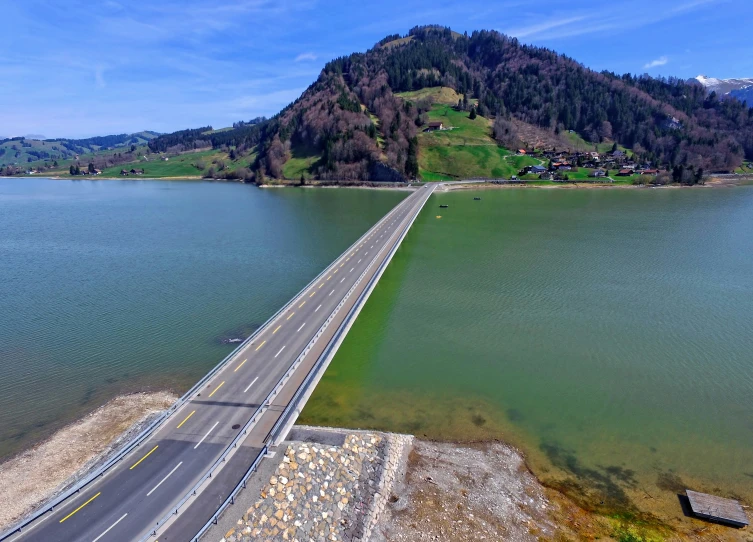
[273,325,281,334]
[234,359,247,372]
[286,312,295,320]
[208,381,225,398]
[340,263,344,267]
[299,301,306,308]
[59,492,101,523]
[318,284,323,288]
[333,269,338,274]
[255,340,266,351]
[177,410,195,429]
[346,257,350,262]
[327,276,331,280]
[130,445,159,470]
[309,292,315,297]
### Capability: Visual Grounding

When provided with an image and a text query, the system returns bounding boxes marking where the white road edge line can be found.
[194,422,219,449]
[146,462,183,497]
[244,377,259,393]
[275,346,286,358]
[91,513,128,542]
[297,323,306,332]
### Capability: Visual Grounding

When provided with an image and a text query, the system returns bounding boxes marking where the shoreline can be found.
[8,173,753,190]
[0,391,176,532]
[4,391,747,541]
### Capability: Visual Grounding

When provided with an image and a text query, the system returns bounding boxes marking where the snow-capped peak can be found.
[695,74,753,95]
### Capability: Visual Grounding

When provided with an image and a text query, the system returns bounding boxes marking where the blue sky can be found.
[2,0,752,139]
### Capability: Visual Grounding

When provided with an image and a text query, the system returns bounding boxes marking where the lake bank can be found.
[0,391,176,531]
[6,395,745,542]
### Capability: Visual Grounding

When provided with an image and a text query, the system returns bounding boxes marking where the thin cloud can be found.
[644,56,669,69]
[505,15,587,39]
[295,52,317,62]
[504,0,723,41]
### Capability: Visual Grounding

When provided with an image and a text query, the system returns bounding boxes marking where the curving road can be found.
[10,183,435,542]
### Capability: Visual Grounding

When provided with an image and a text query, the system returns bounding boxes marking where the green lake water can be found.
[301,186,753,517]
[0,178,406,461]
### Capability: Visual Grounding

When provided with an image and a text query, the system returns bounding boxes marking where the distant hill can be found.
[0,131,160,168]
[143,26,753,180]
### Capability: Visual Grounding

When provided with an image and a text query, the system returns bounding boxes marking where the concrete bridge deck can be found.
[4,183,435,542]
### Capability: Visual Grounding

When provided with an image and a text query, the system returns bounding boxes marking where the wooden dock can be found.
[686,490,749,527]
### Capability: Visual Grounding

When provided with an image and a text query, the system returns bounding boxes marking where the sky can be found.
[2,0,752,139]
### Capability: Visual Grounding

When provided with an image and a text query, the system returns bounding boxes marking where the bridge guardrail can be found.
[265,185,434,447]
[0,188,418,542]
[184,186,433,541]
[136,189,426,541]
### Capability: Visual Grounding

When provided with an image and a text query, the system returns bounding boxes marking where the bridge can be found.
[2,183,436,542]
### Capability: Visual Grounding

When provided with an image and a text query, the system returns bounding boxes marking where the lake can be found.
[301,186,753,522]
[0,177,406,461]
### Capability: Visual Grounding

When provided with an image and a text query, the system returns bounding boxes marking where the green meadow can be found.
[417,105,538,180]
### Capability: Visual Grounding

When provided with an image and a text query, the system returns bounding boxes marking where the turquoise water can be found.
[0,178,406,460]
[302,186,753,517]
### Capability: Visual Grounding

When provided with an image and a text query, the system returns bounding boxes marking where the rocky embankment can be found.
[220,430,411,542]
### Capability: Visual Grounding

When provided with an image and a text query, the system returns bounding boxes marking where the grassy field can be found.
[395,86,462,105]
[416,105,538,180]
[282,143,321,180]
[559,130,632,156]
[99,149,226,178]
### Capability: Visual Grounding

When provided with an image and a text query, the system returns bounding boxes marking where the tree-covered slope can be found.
[147,25,753,181]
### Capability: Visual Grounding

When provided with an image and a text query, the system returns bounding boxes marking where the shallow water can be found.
[301,186,753,517]
[0,178,406,460]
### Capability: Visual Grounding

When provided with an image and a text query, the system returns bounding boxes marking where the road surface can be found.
[10,183,435,542]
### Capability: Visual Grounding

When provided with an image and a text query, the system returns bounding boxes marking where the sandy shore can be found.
[0,391,176,531]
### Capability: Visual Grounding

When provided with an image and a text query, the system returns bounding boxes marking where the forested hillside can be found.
[0,131,160,170]
[146,25,753,181]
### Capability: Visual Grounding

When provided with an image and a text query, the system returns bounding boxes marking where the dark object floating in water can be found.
[222,337,243,344]
[439,204,449,208]
[474,197,481,200]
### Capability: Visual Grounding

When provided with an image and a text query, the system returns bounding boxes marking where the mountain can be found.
[147,26,753,181]
[730,86,753,105]
[695,75,753,96]
[0,131,161,168]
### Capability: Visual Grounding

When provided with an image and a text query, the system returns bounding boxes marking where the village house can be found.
[426,122,444,132]
[617,169,633,176]
[530,165,547,174]
[591,168,607,177]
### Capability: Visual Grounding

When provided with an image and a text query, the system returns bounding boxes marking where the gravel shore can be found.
[0,391,176,531]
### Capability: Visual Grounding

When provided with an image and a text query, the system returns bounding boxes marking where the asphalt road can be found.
[12,183,435,542]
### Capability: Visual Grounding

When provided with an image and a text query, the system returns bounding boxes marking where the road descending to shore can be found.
[8,184,434,542]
